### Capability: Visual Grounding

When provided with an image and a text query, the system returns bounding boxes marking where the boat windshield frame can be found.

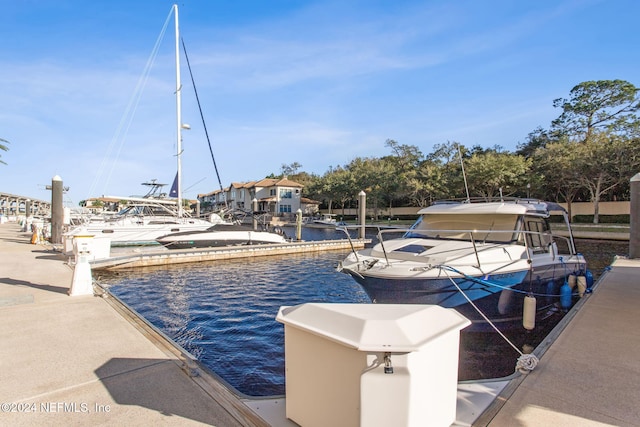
[114,202,180,218]
[405,213,522,244]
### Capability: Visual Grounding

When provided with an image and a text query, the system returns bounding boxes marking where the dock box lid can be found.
[276,303,471,352]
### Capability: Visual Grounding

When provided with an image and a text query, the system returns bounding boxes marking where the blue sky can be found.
[1,0,638,206]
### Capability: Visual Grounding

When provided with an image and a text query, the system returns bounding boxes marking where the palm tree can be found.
[0,138,9,165]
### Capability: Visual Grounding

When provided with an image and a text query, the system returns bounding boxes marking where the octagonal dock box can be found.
[71,234,111,261]
[276,303,471,427]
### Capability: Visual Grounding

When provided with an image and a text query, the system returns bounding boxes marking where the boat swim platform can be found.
[2,220,639,426]
[90,239,368,271]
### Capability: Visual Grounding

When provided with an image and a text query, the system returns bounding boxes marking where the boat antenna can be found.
[181,38,227,207]
[458,144,471,203]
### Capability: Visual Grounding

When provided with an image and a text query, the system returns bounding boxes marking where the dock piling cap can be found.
[276,303,471,352]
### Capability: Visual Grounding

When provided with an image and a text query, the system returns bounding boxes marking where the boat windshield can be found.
[115,204,176,217]
[405,213,520,243]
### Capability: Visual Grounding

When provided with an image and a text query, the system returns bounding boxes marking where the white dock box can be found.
[68,234,111,261]
[276,303,471,427]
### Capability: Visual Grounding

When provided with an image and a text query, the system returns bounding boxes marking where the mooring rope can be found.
[439,265,539,374]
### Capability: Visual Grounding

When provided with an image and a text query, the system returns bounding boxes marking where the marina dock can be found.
[478,256,640,426]
[1,221,638,426]
[90,239,366,270]
[0,222,261,426]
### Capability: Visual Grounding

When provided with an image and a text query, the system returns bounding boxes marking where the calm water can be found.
[97,229,627,397]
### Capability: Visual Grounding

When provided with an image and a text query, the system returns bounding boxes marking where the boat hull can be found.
[65,221,213,247]
[157,227,287,249]
[341,258,587,331]
[158,237,286,249]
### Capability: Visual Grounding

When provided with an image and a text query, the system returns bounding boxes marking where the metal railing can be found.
[339,225,578,270]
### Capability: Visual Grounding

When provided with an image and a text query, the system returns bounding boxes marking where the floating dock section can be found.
[91,239,367,270]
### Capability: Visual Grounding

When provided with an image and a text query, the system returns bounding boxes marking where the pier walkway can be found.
[0,222,264,426]
[1,220,639,426]
[479,257,640,426]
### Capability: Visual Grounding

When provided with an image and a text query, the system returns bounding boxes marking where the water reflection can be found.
[99,251,369,396]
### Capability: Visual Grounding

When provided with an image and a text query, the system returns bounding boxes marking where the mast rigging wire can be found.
[88,6,174,199]
[181,38,227,207]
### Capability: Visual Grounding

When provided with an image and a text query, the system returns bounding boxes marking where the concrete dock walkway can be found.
[0,222,265,426]
[479,257,640,426]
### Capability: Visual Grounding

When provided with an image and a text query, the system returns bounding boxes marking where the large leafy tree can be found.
[552,80,640,142]
[427,141,468,199]
[573,133,640,222]
[305,167,337,213]
[321,166,356,215]
[281,162,303,176]
[288,171,316,192]
[382,139,423,207]
[531,140,582,216]
[385,139,423,170]
[345,157,392,220]
[406,159,447,207]
[464,151,531,200]
[550,80,640,221]
[376,156,404,213]
[516,127,554,159]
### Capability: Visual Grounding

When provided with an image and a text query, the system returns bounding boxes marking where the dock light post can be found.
[50,175,64,244]
[630,173,640,258]
[252,198,258,230]
[527,183,531,199]
[358,191,366,240]
[22,199,32,232]
[296,209,302,241]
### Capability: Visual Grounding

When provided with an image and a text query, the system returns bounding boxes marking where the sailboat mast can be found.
[174,4,183,217]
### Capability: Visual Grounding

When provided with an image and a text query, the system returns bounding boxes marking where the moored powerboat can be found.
[64,196,222,247]
[338,199,592,330]
[304,213,347,228]
[156,223,288,249]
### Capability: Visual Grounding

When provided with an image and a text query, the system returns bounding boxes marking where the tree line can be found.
[278,80,640,224]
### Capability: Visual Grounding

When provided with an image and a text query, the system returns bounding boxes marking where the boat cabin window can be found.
[523,216,553,253]
[407,214,520,243]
